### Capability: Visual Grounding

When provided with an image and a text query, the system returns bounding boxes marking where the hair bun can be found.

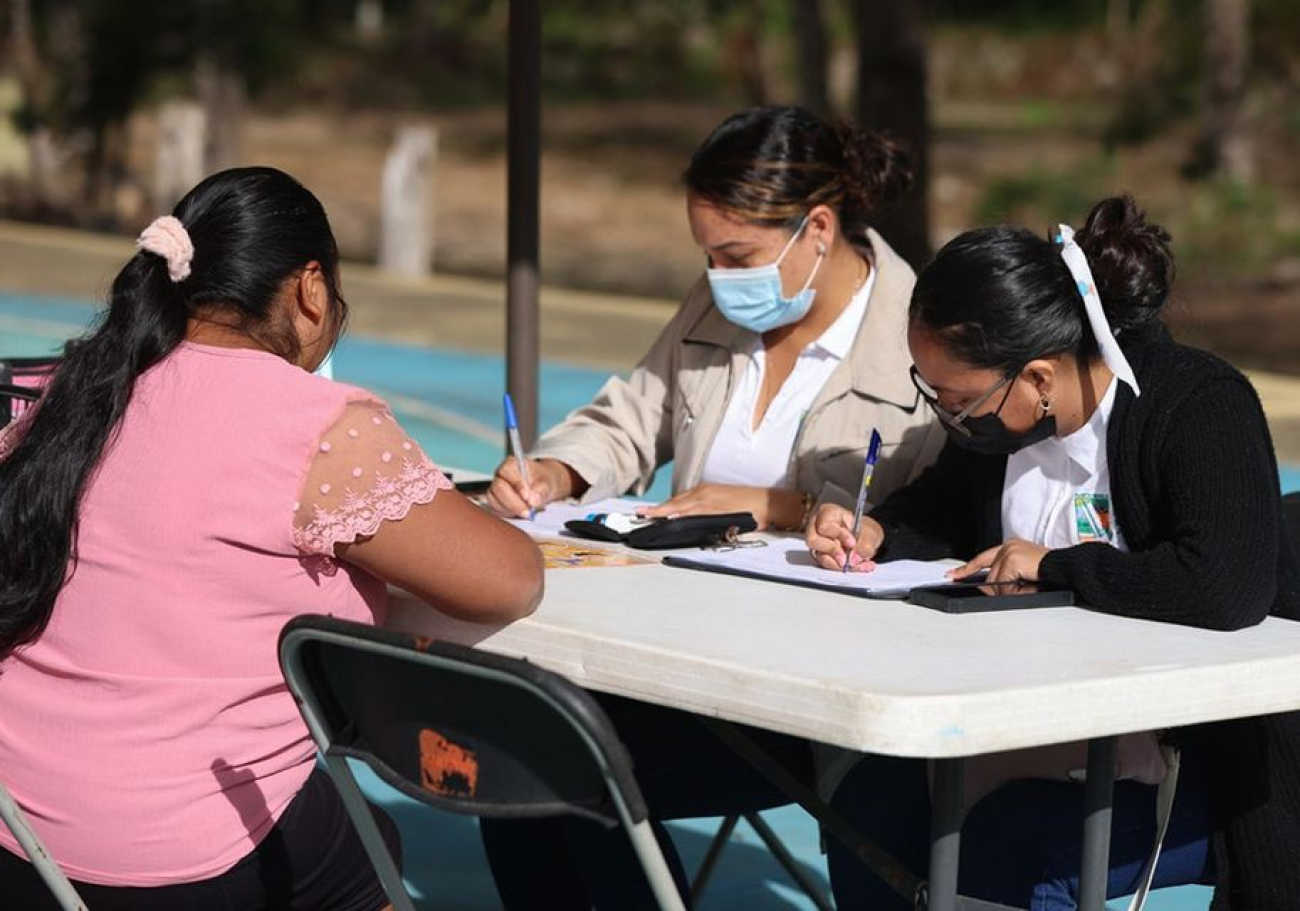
[832,120,914,217]
[1074,195,1174,333]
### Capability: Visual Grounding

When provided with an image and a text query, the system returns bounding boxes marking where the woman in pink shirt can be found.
[0,166,543,910]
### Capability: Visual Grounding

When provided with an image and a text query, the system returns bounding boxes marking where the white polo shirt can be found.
[990,379,1170,797]
[699,268,877,490]
[1001,376,1127,551]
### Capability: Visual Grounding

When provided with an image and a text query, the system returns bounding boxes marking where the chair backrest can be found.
[0,357,58,428]
[1,384,40,429]
[278,615,649,829]
[0,782,88,910]
[0,356,60,385]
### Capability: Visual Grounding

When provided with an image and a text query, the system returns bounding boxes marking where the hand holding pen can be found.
[502,393,537,520]
[843,428,883,573]
[805,429,885,572]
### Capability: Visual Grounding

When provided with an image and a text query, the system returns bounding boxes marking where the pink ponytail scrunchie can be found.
[136,215,194,283]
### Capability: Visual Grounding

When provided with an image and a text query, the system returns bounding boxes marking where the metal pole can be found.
[928,757,965,911]
[1079,736,1118,911]
[506,0,541,447]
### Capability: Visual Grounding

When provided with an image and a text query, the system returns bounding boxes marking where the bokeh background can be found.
[1,0,1298,366]
[3,4,1298,909]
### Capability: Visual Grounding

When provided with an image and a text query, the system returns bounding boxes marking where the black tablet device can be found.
[907,584,1075,614]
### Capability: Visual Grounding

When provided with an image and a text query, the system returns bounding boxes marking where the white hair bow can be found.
[1056,224,1140,396]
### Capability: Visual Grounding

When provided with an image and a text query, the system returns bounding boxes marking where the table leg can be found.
[699,718,924,905]
[928,757,965,911]
[1078,735,1118,911]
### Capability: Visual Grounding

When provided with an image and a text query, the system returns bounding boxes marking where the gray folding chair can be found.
[278,615,687,911]
[0,383,40,429]
[0,355,57,428]
[0,782,88,910]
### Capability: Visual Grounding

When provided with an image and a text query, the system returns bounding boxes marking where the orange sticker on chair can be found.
[419,729,479,798]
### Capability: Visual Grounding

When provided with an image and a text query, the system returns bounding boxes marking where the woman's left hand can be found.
[950,539,1050,593]
[638,484,802,531]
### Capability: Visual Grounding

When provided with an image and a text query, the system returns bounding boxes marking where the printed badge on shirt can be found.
[1073,493,1114,544]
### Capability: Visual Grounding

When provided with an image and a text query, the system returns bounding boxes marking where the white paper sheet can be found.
[664,536,963,598]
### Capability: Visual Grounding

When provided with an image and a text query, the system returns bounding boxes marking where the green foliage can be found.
[1101,0,1203,148]
[975,162,1300,282]
[20,0,311,136]
[341,0,730,107]
[1176,180,1300,278]
[974,156,1117,228]
[1103,0,1300,150]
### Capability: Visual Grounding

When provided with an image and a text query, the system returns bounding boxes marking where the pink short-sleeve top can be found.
[0,342,449,886]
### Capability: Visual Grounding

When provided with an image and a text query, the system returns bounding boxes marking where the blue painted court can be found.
[0,290,1242,909]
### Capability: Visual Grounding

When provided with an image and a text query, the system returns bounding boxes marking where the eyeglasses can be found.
[909,365,1017,437]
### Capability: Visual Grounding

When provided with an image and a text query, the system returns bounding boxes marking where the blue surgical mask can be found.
[706,217,824,333]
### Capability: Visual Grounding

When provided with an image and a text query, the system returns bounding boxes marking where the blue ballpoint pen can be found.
[844,428,883,574]
[503,393,536,521]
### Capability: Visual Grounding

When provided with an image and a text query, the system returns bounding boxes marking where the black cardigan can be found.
[871,327,1300,909]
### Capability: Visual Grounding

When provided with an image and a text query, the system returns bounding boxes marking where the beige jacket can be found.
[531,229,946,510]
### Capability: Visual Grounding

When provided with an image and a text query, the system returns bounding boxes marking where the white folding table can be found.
[388,544,1300,909]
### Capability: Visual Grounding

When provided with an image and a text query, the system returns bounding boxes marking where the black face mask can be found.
[911,363,1059,457]
[946,411,1057,456]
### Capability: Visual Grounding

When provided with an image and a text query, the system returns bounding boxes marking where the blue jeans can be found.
[828,746,1212,910]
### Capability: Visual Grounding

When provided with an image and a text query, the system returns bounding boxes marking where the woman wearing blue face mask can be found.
[479,106,945,910]
[807,195,1300,910]
[487,105,945,530]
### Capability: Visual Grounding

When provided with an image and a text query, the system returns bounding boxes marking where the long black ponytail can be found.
[0,166,345,659]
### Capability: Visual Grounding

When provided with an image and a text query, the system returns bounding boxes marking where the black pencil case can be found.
[564,512,758,550]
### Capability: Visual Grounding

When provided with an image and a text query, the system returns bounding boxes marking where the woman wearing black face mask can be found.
[806,195,1300,909]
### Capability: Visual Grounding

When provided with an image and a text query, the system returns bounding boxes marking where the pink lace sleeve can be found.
[293,399,453,557]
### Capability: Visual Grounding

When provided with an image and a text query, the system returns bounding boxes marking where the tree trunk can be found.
[404,0,437,58]
[853,0,931,269]
[1107,0,1132,44]
[794,0,830,116]
[8,0,58,213]
[153,100,206,212]
[379,124,437,277]
[355,0,384,41]
[726,0,770,106]
[197,58,244,174]
[8,0,39,94]
[1187,0,1253,182]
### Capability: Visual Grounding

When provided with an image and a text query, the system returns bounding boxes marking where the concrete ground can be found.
[0,219,673,373]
